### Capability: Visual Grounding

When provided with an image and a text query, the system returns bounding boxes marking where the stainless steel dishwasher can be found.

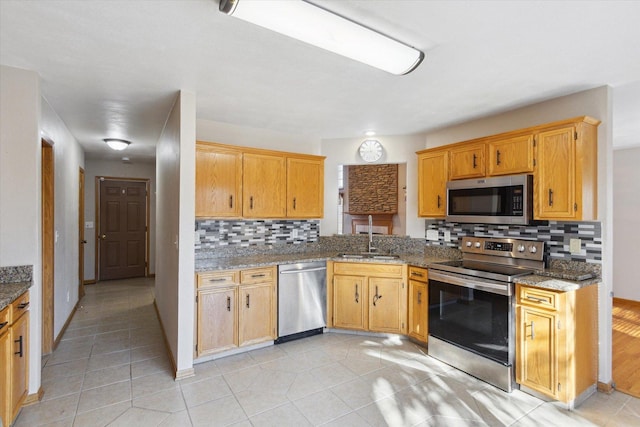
[276,261,327,343]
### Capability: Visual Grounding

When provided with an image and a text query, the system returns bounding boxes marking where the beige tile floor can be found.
[14,277,640,427]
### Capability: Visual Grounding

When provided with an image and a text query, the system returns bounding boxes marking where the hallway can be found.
[14,278,640,426]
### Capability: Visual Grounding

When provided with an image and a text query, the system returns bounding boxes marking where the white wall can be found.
[421,86,614,385]
[197,119,321,155]
[83,159,156,281]
[41,98,85,338]
[0,65,43,395]
[613,147,640,301]
[320,134,426,237]
[155,91,196,377]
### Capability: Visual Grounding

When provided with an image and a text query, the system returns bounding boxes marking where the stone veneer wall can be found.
[347,164,397,213]
[425,220,602,263]
[195,219,319,250]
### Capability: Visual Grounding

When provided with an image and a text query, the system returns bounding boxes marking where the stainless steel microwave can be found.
[446,174,533,224]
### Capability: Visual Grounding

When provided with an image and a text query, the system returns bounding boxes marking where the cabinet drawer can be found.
[518,285,560,311]
[241,267,275,284]
[0,306,8,335]
[333,262,404,277]
[10,291,30,323]
[197,271,239,288]
[408,266,428,283]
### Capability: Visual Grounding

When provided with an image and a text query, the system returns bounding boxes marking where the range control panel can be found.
[460,236,544,261]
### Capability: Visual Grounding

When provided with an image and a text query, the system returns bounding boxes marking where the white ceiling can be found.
[1,0,639,162]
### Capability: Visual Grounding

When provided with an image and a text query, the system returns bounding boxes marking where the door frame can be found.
[94,176,150,281]
[41,139,55,355]
[79,167,85,298]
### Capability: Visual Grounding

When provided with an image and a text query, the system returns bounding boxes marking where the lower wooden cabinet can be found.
[515,283,597,405]
[328,262,407,335]
[0,291,30,426]
[196,267,276,358]
[408,266,428,343]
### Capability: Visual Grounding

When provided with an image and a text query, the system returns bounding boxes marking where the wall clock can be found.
[358,139,383,162]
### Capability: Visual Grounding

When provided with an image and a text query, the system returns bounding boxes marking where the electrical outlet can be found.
[569,238,582,254]
[66,291,70,302]
[444,231,451,242]
[426,230,439,241]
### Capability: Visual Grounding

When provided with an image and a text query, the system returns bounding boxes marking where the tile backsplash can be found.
[195,219,319,250]
[425,220,602,263]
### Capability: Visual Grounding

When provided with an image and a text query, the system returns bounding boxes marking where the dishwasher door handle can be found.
[279,267,327,275]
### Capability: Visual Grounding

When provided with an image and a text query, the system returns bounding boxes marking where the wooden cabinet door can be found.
[243,153,286,218]
[238,283,275,347]
[418,150,448,217]
[535,126,576,219]
[488,135,535,176]
[197,287,238,357]
[10,311,28,420]
[333,275,367,331]
[0,326,10,427]
[516,306,558,399]
[449,143,485,180]
[286,156,324,218]
[195,144,243,218]
[408,280,427,342]
[368,277,405,334]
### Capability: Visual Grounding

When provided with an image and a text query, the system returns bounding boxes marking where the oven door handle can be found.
[428,270,512,296]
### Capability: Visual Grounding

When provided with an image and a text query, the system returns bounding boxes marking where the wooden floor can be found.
[613,297,640,398]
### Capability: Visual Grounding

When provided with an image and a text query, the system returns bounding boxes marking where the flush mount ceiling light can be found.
[103,138,131,151]
[219,0,424,75]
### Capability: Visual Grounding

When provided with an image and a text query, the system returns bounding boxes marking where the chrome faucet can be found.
[368,215,376,253]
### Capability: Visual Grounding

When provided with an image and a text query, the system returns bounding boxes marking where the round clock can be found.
[358,139,383,162]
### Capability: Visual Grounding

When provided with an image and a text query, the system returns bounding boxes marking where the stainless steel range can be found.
[427,236,545,392]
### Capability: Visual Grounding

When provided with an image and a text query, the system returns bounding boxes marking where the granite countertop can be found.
[195,252,455,272]
[516,274,600,291]
[0,281,32,312]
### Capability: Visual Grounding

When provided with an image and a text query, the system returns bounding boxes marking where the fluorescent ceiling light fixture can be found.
[103,138,131,151]
[219,0,424,75]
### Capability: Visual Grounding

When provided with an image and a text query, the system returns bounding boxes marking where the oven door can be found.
[428,270,513,365]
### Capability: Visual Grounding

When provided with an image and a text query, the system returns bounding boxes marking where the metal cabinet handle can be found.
[0,321,7,331]
[250,196,254,209]
[251,273,266,278]
[229,195,233,208]
[226,296,231,311]
[355,284,359,303]
[14,335,23,357]
[437,195,441,208]
[17,301,29,309]
[417,291,422,305]
[472,153,477,169]
[293,197,296,210]
[496,150,501,165]
[246,293,250,308]
[411,271,424,277]
[209,278,226,283]
[527,321,535,340]
[548,189,553,206]
[373,285,383,306]
[526,295,547,303]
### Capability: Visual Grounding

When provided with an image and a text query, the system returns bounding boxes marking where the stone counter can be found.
[0,281,32,311]
[516,274,599,292]
[0,265,33,311]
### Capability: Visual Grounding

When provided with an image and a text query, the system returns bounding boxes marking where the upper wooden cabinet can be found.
[449,142,486,180]
[487,134,535,176]
[534,118,598,221]
[195,141,325,219]
[243,153,287,218]
[195,143,243,218]
[417,149,448,218]
[286,156,324,218]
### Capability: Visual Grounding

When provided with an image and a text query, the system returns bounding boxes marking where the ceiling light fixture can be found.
[103,138,131,151]
[219,0,424,75]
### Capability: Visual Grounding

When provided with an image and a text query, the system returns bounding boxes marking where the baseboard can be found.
[153,299,193,380]
[613,297,640,308]
[23,386,44,405]
[147,273,156,278]
[597,381,614,394]
[51,299,80,351]
[83,279,96,285]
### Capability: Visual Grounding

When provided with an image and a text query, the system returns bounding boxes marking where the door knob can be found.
[101,234,106,239]
[81,240,87,244]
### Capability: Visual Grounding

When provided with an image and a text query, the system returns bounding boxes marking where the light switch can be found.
[444,231,451,242]
[569,238,582,254]
[426,230,439,241]
[85,221,94,229]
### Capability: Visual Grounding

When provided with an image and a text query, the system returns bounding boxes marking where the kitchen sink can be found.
[336,253,400,260]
